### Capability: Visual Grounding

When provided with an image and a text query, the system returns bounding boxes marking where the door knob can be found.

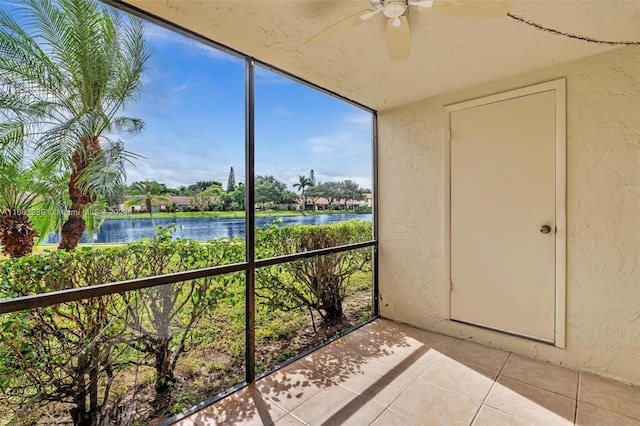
[540,225,552,234]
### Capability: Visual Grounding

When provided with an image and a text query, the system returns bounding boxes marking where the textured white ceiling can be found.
[122,0,640,111]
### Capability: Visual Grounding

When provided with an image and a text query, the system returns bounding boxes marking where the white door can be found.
[449,88,561,343]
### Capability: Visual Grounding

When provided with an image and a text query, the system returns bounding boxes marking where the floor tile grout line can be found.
[372,336,505,425]
[187,319,640,425]
[484,354,582,426]
[411,373,498,424]
[254,380,318,419]
[497,368,580,400]
[279,336,408,426]
[362,336,458,375]
[481,358,566,426]
[367,408,391,426]
[577,400,640,423]
[380,366,422,407]
[286,409,308,426]
[443,339,512,374]
[240,384,295,426]
[576,374,640,420]
[367,409,385,426]
[368,407,426,426]
[444,336,461,352]
[371,343,447,420]
[468,352,513,425]
[359,337,459,409]
[265,329,455,424]
[297,379,387,426]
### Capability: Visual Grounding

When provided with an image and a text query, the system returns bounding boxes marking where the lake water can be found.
[43,213,372,244]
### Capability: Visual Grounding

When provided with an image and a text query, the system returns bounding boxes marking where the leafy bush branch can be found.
[256,220,372,326]
[0,220,371,424]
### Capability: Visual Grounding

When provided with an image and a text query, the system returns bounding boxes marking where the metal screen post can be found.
[372,112,380,316]
[245,58,256,383]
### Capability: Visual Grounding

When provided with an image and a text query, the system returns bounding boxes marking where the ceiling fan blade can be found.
[306,9,375,47]
[424,0,515,17]
[360,7,385,21]
[408,0,436,8]
[386,16,410,61]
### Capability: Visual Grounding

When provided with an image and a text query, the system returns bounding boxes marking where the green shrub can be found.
[0,260,127,425]
[255,220,372,324]
[0,229,244,422]
[354,206,372,214]
[0,220,372,423]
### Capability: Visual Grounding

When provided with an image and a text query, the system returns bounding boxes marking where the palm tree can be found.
[293,175,314,214]
[341,179,364,211]
[0,147,110,257]
[0,0,149,250]
[279,190,298,209]
[125,180,170,226]
[0,158,43,258]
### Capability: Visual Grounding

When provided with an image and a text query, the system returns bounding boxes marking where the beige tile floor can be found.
[174,319,640,426]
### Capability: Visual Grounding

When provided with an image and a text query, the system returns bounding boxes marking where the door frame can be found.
[443,79,567,348]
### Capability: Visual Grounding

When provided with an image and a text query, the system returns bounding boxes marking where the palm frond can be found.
[74,138,140,199]
[0,0,149,249]
[124,195,144,209]
[111,116,144,137]
[0,121,24,152]
[82,196,108,239]
[0,5,68,108]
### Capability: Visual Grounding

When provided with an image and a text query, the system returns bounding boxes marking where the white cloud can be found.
[125,158,236,189]
[169,82,194,96]
[307,135,339,154]
[306,132,368,155]
[273,108,291,116]
[143,23,234,62]
[343,111,372,128]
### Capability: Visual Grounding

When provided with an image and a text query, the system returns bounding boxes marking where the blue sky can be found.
[124,20,373,191]
[1,1,373,192]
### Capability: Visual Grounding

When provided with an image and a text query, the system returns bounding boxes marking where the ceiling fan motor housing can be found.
[383,1,408,18]
[368,0,409,18]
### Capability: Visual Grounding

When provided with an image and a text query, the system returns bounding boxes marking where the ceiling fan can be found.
[306,0,516,61]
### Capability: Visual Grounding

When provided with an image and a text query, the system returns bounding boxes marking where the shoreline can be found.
[100,209,370,220]
[37,212,373,248]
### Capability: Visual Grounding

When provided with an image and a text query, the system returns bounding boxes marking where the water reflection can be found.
[44,214,372,244]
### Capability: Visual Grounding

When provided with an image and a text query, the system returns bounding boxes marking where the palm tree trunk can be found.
[145,197,156,228]
[59,137,101,250]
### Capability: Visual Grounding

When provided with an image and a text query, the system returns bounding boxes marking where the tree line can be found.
[122,169,369,215]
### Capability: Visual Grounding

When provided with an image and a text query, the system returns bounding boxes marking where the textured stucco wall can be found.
[378,46,640,385]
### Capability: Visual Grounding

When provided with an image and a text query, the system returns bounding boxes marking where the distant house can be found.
[118,195,193,212]
[292,194,372,211]
[364,193,373,208]
[165,196,192,211]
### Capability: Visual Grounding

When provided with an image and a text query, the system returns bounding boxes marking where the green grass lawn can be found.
[1,243,126,259]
